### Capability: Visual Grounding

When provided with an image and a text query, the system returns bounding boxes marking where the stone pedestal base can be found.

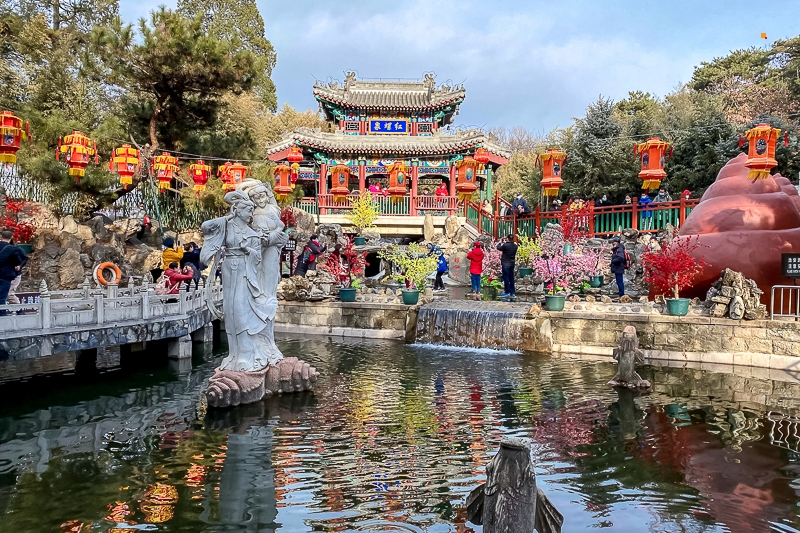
[205,357,319,408]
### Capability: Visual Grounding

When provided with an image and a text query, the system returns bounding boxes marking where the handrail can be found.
[771,285,800,319]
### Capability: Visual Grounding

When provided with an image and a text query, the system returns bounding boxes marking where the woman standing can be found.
[466,242,484,295]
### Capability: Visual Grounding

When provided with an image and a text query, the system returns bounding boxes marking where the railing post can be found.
[39,280,51,330]
[81,277,91,299]
[534,206,541,237]
[589,202,596,238]
[679,196,686,227]
[95,293,104,324]
[141,282,150,320]
[477,207,482,235]
[631,200,638,231]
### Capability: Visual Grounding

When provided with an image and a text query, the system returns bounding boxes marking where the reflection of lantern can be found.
[56,131,98,182]
[0,111,29,164]
[330,165,350,203]
[744,123,780,179]
[634,137,671,191]
[274,164,293,201]
[474,147,490,165]
[189,160,211,192]
[109,144,139,186]
[539,148,566,196]
[152,153,179,192]
[387,160,408,202]
[218,161,249,190]
[455,156,479,201]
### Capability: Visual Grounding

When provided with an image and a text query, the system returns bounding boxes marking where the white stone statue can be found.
[201,189,317,408]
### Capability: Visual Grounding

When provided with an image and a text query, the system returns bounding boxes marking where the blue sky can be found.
[119,0,800,132]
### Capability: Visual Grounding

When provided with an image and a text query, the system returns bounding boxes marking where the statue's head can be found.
[224,191,255,221]
[237,179,274,209]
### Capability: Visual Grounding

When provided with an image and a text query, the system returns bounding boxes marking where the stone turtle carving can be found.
[608,326,651,389]
[466,437,563,533]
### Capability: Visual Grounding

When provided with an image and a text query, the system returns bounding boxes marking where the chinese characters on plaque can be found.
[370,120,408,134]
[782,254,800,277]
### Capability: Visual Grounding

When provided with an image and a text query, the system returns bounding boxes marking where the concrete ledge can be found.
[274,323,404,340]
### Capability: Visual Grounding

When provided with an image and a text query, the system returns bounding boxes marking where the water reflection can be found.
[1,338,800,532]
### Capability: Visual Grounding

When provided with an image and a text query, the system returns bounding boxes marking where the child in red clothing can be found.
[466,242,484,294]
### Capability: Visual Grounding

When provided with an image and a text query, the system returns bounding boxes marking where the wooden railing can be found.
[0,278,223,332]
[292,194,459,216]
[464,197,700,238]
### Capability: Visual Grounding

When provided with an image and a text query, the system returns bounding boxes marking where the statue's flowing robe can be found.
[201,215,283,372]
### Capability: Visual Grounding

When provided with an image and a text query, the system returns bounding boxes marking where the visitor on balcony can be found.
[682,189,691,200]
[466,242,484,295]
[654,188,672,203]
[164,262,194,295]
[610,237,627,298]
[595,195,610,207]
[638,194,653,230]
[624,194,632,205]
[435,181,449,214]
[497,235,518,298]
[512,192,531,217]
[481,199,493,216]
[181,242,202,291]
[548,198,562,212]
[154,237,184,282]
[294,235,327,277]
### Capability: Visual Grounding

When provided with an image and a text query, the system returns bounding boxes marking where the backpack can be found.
[623,249,632,269]
[154,275,172,295]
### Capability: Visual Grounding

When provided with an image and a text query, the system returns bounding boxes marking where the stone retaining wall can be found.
[275,301,417,341]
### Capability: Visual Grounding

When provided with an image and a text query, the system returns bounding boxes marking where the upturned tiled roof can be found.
[266,128,511,161]
[313,72,465,111]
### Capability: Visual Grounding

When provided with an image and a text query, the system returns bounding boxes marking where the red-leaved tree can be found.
[280,207,299,229]
[319,236,368,288]
[642,236,708,299]
[2,200,38,243]
[560,202,592,243]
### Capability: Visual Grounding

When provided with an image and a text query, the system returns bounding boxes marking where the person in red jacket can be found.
[466,241,484,294]
[164,262,194,294]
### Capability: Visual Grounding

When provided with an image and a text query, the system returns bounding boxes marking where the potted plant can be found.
[2,199,38,253]
[379,243,439,305]
[481,274,503,299]
[319,236,368,302]
[345,191,379,245]
[516,234,541,278]
[531,229,588,311]
[642,236,707,316]
[580,243,607,287]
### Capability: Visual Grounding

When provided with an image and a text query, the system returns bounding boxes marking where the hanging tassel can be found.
[737,134,744,149]
[633,144,638,155]
[562,154,568,166]
[669,146,673,158]
[785,131,789,147]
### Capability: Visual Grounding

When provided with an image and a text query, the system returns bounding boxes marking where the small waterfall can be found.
[415,303,528,351]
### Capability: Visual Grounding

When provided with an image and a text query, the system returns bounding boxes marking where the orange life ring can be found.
[94,262,122,286]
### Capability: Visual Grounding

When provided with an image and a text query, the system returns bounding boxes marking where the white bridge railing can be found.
[0,278,223,332]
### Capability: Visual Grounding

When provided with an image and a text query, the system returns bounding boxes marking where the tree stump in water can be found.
[466,437,563,533]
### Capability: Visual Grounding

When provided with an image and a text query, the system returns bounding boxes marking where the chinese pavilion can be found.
[266,72,510,215]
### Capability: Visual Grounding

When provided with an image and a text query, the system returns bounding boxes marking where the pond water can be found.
[1,337,800,532]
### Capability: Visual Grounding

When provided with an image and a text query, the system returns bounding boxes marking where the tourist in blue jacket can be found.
[610,236,627,298]
[0,229,27,313]
[638,194,653,230]
[428,244,448,291]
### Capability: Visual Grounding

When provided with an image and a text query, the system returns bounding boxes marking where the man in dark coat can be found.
[294,235,327,277]
[610,236,627,298]
[496,234,519,298]
[512,192,531,216]
[0,229,27,312]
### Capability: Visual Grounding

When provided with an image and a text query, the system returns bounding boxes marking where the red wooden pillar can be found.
[449,164,456,215]
[494,190,500,238]
[410,164,419,216]
[678,196,686,227]
[478,207,482,235]
[589,202,596,238]
[534,206,541,236]
[358,163,366,192]
[631,201,638,231]
[318,162,328,215]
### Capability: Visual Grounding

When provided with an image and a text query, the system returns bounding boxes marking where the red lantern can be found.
[539,148,565,196]
[455,156,479,202]
[189,160,211,193]
[387,160,408,202]
[744,123,780,180]
[473,147,490,165]
[635,137,671,191]
[274,164,293,201]
[330,164,351,203]
[218,161,249,190]
[0,111,29,165]
[152,153,179,192]
[109,144,140,186]
[56,131,98,182]
[286,146,303,186]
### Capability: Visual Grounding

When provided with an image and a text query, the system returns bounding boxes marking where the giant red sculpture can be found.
[676,153,800,303]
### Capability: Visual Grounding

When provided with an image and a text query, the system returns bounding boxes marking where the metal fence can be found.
[770,285,800,319]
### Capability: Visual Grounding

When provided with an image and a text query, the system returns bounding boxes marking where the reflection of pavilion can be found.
[266,72,509,215]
